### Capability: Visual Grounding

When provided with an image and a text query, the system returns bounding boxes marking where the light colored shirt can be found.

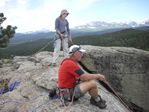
[55,17,70,36]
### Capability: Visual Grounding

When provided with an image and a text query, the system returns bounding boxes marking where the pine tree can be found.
[0,13,17,48]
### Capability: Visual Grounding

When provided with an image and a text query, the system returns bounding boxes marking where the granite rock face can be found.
[0,50,130,112]
[81,46,149,112]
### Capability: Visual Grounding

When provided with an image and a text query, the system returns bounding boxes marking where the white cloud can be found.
[0,0,100,32]
[1,0,56,32]
[17,0,27,6]
[0,0,10,8]
[0,0,6,8]
[2,0,148,33]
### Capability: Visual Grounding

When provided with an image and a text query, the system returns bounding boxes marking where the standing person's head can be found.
[69,45,86,61]
[60,9,69,18]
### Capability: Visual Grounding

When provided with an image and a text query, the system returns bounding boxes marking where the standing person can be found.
[51,9,72,66]
[58,45,107,109]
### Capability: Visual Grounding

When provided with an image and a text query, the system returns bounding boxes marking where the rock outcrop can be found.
[0,50,130,112]
[81,46,149,112]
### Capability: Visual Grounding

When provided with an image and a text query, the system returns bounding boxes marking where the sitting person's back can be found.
[58,58,82,89]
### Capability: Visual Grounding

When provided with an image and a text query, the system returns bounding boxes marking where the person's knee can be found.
[79,80,97,92]
[89,80,97,88]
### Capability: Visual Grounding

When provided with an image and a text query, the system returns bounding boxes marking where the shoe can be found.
[90,96,107,109]
[98,95,106,104]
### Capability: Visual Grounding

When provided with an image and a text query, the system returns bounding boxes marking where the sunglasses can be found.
[63,13,69,16]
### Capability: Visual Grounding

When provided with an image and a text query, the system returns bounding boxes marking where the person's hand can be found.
[60,33,64,39]
[98,74,106,81]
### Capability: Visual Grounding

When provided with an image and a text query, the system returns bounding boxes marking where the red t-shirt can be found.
[58,58,84,89]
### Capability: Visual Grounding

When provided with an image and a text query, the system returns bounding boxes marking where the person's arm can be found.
[66,20,70,37]
[66,20,72,44]
[67,61,105,82]
[79,73,106,81]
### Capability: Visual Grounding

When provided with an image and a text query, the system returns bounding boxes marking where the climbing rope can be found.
[32,39,53,56]
[61,87,76,112]
[79,61,133,112]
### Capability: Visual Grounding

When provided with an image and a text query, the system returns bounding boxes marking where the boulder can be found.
[81,45,149,112]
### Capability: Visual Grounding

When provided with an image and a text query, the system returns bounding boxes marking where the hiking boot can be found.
[98,95,106,104]
[90,96,107,109]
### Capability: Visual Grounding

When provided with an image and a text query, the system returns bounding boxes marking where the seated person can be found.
[58,45,107,109]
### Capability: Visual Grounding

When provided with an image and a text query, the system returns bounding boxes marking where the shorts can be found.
[72,84,85,99]
[60,84,85,101]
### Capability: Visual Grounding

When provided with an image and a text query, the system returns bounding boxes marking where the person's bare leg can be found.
[79,80,99,97]
[79,80,107,109]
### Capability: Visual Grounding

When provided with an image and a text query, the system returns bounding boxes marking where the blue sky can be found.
[0,0,149,33]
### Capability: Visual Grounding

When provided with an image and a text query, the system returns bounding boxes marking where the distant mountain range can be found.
[72,20,149,31]
[10,32,53,44]
[1,28,149,58]
[10,20,149,44]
